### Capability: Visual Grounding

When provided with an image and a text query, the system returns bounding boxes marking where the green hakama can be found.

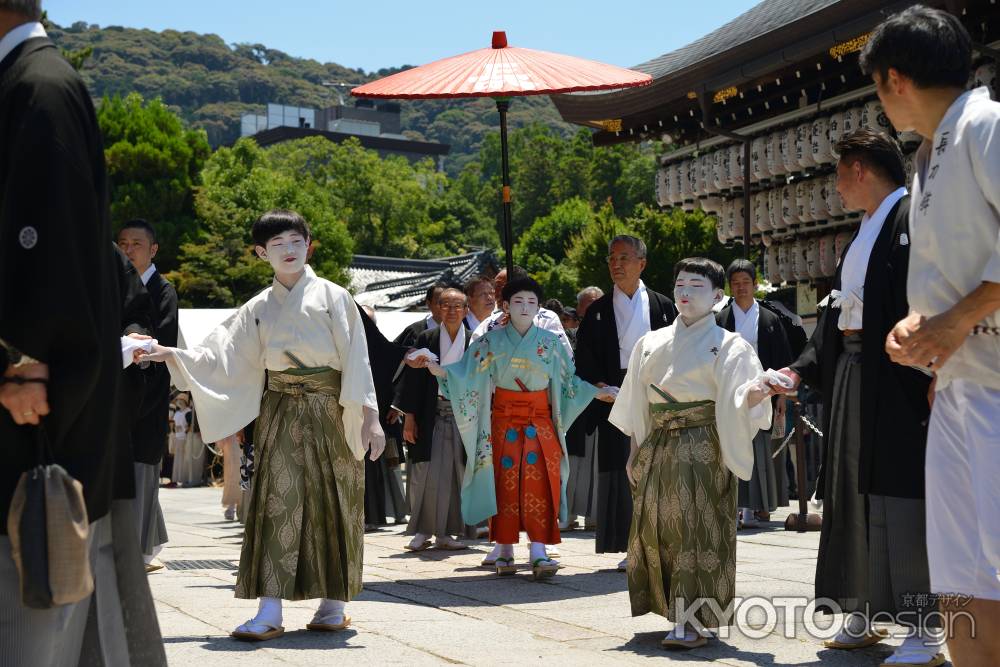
[627,400,737,629]
[235,368,364,602]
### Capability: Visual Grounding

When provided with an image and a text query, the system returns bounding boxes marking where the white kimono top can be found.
[608,313,771,481]
[165,266,377,459]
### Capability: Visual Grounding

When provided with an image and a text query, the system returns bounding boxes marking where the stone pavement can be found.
[151,486,950,666]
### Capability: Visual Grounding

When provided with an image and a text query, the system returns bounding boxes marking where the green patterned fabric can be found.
[627,400,737,628]
[235,367,365,601]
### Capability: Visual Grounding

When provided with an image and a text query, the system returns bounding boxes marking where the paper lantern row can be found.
[763,234,855,284]
[706,149,915,246]
[655,100,916,207]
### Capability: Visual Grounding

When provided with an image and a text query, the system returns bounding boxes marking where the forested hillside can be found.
[48,21,573,174]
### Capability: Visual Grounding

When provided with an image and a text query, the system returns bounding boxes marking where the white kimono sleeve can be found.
[714,338,772,481]
[608,333,651,448]
[328,288,378,460]
[166,307,264,444]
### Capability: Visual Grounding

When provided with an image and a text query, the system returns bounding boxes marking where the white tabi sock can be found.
[665,622,699,641]
[236,596,282,633]
[885,630,945,664]
[529,542,550,563]
[315,598,346,624]
[498,543,515,559]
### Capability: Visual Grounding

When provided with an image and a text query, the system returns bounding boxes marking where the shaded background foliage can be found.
[52,22,739,307]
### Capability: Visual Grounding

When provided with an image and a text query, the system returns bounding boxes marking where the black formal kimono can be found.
[113,245,156,501]
[575,287,677,552]
[716,300,795,373]
[394,315,435,348]
[358,305,410,524]
[717,299,796,511]
[0,36,123,531]
[397,325,472,463]
[0,35,166,665]
[789,194,932,613]
[132,269,178,465]
[790,196,930,500]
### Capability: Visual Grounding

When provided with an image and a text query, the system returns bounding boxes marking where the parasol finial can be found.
[491,31,507,49]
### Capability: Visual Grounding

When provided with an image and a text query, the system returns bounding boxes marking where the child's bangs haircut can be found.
[673,257,725,290]
[252,209,311,247]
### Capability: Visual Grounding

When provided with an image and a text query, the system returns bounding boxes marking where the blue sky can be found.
[44,0,759,73]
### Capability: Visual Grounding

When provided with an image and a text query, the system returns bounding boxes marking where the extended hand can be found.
[362,407,386,461]
[426,361,446,378]
[1,362,49,425]
[770,368,801,395]
[595,385,619,403]
[404,348,428,369]
[138,342,174,363]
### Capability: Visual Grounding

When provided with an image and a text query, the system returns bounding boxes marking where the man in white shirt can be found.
[716,260,795,529]
[775,130,939,665]
[575,236,677,568]
[864,7,1000,665]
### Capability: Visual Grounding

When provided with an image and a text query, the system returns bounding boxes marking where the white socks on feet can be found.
[884,631,944,664]
[529,542,549,563]
[237,596,282,633]
[314,598,346,624]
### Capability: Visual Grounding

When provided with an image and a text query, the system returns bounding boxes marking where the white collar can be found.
[733,299,758,317]
[612,280,646,303]
[860,187,908,229]
[140,263,157,286]
[0,21,45,66]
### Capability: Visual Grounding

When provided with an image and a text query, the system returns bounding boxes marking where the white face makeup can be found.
[673,270,723,321]
[506,290,539,334]
[257,231,308,277]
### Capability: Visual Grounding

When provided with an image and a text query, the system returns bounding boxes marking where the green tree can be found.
[98,93,210,270]
[565,202,632,293]
[170,138,353,306]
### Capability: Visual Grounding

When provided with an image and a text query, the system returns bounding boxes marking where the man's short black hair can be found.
[251,209,311,247]
[674,257,725,290]
[120,218,157,245]
[726,258,757,284]
[425,281,449,305]
[502,276,544,303]
[836,129,906,188]
[859,5,972,89]
[507,265,529,282]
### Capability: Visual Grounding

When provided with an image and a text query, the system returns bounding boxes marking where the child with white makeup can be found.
[609,257,773,649]
[422,277,616,579]
[140,210,384,641]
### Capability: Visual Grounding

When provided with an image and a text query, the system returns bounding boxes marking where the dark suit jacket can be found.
[575,287,677,470]
[114,246,156,499]
[790,194,930,499]
[398,325,471,463]
[132,269,178,463]
[357,304,408,421]
[716,300,795,373]
[393,316,432,348]
[0,38,123,531]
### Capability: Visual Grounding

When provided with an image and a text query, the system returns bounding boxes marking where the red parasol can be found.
[352,32,651,273]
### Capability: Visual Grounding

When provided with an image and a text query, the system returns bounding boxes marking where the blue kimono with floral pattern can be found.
[439,324,598,525]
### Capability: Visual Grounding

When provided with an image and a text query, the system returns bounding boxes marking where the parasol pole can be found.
[496,96,514,275]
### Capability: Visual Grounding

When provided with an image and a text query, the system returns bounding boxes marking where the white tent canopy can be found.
[177,308,426,349]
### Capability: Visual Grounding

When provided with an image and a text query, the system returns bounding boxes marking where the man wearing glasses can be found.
[575,235,678,569]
